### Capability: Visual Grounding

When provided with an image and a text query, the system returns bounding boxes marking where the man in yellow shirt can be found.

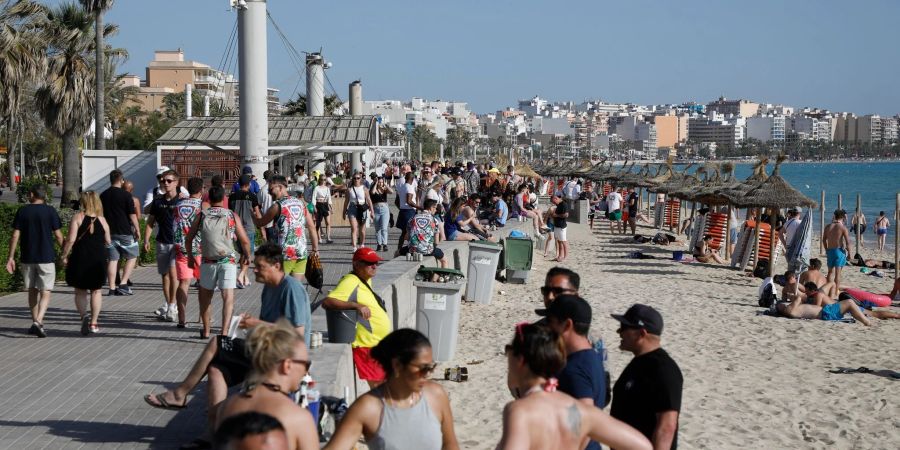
[324,247,392,386]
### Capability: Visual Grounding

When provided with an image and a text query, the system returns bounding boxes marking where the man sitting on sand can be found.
[795,260,839,299]
[775,295,900,326]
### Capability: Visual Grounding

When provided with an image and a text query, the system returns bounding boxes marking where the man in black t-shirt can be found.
[100,169,141,296]
[145,169,182,320]
[550,194,569,262]
[626,189,639,235]
[610,304,682,450]
[6,183,63,337]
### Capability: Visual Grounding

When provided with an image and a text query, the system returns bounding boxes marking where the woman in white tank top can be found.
[343,174,375,250]
[324,329,459,450]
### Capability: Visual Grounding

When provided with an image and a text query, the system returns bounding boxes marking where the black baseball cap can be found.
[611,304,663,335]
[535,295,592,325]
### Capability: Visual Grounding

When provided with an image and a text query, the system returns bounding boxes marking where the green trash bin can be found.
[502,237,534,284]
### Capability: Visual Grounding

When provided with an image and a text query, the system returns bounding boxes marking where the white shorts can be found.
[553,227,568,242]
[22,263,55,291]
[200,263,237,290]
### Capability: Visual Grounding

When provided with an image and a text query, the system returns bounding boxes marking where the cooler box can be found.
[414,280,466,362]
[466,241,503,304]
[502,237,534,284]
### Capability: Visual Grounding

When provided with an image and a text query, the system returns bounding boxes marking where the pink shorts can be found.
[175,254,201,281]
[352,347,386,382]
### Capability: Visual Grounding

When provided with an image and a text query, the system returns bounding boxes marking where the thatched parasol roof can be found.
[714,157,770,205]
[732,155,817,209]
[515,165,541,179]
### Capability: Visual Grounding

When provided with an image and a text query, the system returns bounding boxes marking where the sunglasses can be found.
[361,260,379,267]
[540,286,575,297]
[290,358,312,371]
[411,362,439,377]
[162,179,176,184]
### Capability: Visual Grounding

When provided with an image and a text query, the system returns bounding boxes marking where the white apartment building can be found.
[688,117,745,152]
[361,98,476,140]
[746,116,786,143]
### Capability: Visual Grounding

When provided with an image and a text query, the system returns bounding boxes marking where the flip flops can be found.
[830,367,872,374]
[143,393,187,410]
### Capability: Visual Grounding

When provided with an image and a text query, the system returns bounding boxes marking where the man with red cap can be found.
[324,247,392,387]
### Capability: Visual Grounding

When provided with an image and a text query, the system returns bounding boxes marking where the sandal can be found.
[143,392,187,410]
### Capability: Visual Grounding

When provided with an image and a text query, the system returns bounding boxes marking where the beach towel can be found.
[756,309,856,323]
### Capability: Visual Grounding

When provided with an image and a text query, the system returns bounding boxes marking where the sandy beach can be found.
[444,221,900,449]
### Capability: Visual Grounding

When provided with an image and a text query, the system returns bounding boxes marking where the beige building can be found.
[834,114,888,143]
[652,114,688,148]
[706,97,759,118]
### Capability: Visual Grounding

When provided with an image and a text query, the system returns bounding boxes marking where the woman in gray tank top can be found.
[324,329,459,450]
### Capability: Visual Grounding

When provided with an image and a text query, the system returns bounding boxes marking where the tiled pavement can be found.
[0,224,400,449]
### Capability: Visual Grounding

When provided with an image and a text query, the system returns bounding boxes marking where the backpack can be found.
[200,209,235,259]
[758,278,778,308]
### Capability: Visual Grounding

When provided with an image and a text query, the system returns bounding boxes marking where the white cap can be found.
[156,166,171,176]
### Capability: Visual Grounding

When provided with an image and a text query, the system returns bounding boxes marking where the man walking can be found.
[229,174,261,288]
[145,169,182,320]
[606,187,624,235]
[536,294,609,450]
[100,169,141,296]
[823,209,851,291]
[550,194,569,262]
[170,177,204,326]
[6,184,63,337]
[626,188,639,235]
[254,175,319,282]
[323,248,392,388]
[187,185,252,338]
[610,304,682,450]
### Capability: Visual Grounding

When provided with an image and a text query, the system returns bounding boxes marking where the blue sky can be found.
[66,0,900,114]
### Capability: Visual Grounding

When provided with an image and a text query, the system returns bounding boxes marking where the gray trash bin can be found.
[466,241,502,304]
[325,309,358,344]
[414,280,465,362]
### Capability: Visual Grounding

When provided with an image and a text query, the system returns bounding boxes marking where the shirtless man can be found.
[822,210,851,291]
[781,271,806,300]
[497,323,651,450]
[798,259,838,298]
[801,282,834,307]
[776,294,900,326]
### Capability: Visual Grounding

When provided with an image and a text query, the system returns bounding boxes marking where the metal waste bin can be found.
[414,280,465,362]
[502,237,534,284]
[325,309,358,344]
[466,241,502,304]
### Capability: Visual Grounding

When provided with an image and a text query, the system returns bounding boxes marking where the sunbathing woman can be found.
[693,234,726,264]
[496,323,651,450]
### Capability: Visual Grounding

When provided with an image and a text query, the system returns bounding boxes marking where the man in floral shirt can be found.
[167,177,204,326]
[187,185,252,339]
[407,199,448,268]
[254,175,319,282]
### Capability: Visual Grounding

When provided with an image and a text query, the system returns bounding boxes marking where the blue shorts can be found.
[729,227,739,243]
[826,248,847,268]
[819,303,844,321]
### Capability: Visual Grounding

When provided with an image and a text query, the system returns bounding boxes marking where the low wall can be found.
[308,343,354,400]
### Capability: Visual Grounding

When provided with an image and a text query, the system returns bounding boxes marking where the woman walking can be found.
[325,329,459,450]
[497,323,651,450]
[344,173,375,251]
[874,211,889,252]
[61,191,111,335]
[370,176,393,252]
[313,175,333,243]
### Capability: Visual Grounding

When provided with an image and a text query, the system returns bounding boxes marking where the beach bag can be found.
[758,279,778,308]
[305,252,324,290]
[200,209,234,259]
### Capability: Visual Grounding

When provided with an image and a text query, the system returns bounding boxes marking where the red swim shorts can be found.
[352,347,386,382]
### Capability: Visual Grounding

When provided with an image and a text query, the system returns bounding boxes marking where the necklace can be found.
[253,381,292,399]
[383,384,417,408]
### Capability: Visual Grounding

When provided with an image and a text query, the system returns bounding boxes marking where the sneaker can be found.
[326,239,334,244]
[154,305,168,318]
[127,280,133,287]
[80,316,90,336]
[117,285,133,296]
[236,281,245,289]
[165,309,177,323]
[107,289,121,297]
[34,323,47,338]
[89,325,100,334]
[28,323,38,335]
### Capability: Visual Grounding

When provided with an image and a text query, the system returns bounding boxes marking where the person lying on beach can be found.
[496,323,652,450]
[693,235,725,264]
[851,253,897,270]
[775,296,900,326]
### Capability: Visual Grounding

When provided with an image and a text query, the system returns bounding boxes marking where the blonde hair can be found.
[80,191,103,217]
[245,319,304,380]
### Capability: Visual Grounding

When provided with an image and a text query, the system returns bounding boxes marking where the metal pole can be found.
[837,193,842,211]
[418,143,422,162]
[820,191,825,256]
[855,193,861,258]
[349,81,363,174]
[237,0,269,177]
[768,208,777,278]
[185,84,192,118]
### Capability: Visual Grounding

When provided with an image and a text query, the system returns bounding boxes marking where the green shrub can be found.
[15,177,54,204]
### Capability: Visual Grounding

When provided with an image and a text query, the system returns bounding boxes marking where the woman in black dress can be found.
[61,191,111,335]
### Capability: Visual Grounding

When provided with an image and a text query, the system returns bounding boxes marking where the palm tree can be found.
[103,51,137,149]
[282,93,342,116]
[35,2,116,207]
[78,0,114,150]
[0,0,46,189]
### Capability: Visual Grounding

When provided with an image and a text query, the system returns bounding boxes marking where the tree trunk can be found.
[94,12,105,150]
[61,129,79,208]
[6,117,15,191]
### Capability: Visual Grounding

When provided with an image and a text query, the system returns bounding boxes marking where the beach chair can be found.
[704,212,728,252]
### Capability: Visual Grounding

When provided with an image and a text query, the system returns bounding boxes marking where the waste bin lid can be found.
[469,240,502,250]
[413,280,466,289]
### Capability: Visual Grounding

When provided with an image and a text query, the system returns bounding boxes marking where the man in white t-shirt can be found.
[781,208,802,250]
[606,188,624,234]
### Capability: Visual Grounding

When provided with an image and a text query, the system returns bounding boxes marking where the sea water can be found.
[729,161,899,255]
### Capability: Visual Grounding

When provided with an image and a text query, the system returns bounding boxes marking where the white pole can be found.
[185,84,193,118]
[237,0,269,177]
[306,52,326,173]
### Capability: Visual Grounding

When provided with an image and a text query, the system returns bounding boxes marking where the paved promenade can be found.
[0,224,398,449]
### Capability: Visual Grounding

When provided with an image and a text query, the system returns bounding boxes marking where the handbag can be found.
[305,252,324,290]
